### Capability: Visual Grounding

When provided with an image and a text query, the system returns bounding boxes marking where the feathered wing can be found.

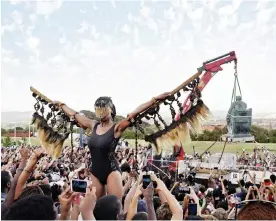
[153,100,211,154]
[32,113,69,160]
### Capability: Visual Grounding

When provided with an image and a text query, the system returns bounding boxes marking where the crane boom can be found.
[175,51,237,120]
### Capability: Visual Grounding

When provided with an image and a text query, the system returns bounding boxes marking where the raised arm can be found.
[52,101,96,130]
[14,148,45,200]
[115,92,170,136]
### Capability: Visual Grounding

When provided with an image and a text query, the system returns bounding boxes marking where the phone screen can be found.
[143,175,151,189]
[71,179,88,193]
[188,203,197,215]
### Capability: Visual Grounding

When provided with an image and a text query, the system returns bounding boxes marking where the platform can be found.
[221,134,255,142]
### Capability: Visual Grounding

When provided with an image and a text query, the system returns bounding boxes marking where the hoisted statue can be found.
[226,96,254,141]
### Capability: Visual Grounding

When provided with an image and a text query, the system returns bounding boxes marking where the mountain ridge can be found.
[1,110,276,126]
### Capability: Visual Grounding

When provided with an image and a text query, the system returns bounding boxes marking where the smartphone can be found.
[188,203,197,215]
[71,179,88,193]
[143,175,151,189]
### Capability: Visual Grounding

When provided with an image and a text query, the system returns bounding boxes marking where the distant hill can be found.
[1,110,151,128]
[1,111,33,125]
[2,110,276,128]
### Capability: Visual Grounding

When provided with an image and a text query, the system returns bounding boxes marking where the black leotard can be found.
[88,122,121,185]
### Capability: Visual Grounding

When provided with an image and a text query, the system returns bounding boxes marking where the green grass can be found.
[125,139,276,154]
[3,137,276,154]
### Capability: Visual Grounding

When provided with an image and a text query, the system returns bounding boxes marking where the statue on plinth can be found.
[226,96,254,141]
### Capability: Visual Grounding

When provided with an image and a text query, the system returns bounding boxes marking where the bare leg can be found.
[91,173,105,199]
[106,171,123,201]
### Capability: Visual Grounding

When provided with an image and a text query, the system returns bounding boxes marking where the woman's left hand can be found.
[155,92,171,101]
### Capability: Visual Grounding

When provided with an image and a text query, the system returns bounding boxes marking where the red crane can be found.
[175,51,237,120]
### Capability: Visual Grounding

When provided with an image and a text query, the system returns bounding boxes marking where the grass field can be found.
[5,137,276,155]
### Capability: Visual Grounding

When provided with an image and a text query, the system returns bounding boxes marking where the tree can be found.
[1,128,7,134]
[2,136,13,147]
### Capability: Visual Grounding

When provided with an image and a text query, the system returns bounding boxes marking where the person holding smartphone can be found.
[52,92,170,200]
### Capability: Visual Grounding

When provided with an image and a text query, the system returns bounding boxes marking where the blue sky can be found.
[1,0,276,116]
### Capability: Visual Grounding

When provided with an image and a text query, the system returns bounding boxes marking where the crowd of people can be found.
[1,141,276,220]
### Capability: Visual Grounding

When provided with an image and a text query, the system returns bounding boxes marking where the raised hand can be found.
[80,184,97,212]
[150,174,167,192]
[134,184,143,197]
[33,148,46,159]
[142,182,154,201]
[19,146,30,159]
[59,187,78,214]
[80,184,97,220]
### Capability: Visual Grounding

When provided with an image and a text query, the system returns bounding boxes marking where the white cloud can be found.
[121,24,131,34]
[255,0,270,11]
[27,36,40,49]
[1,23,16,35]
[90,25,100,39]
[59,35,67,44]
[49,55,66,64]
[147,19,158,33]
[80,9,86,14]
[36,0,63,15]
[29,14,37,23]
[164,7,176,20]
[133,26,140,46]
[140,5,151,19]
[110,0,116,8]
[256,6,276,26]
[11,10,23,25]
[77,21,90,33]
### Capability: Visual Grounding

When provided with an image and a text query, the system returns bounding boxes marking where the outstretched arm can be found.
[115,92,170,136]
[52,101,96,130]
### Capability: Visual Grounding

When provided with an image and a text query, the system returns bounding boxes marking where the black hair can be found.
[17,186,44,200]
[51,184,62,202]
[39,184,52,196]
[94,96,116,120]
[94,195,122,220]
[185,215,204,220]
[153,196,161,212]
[120,162,131,173]
[245,181,253,189]
[1,171,11,192]
[3,194,56,220]
[239,179,245,187]
[217,201,228,211]
[199,185,206,193]
[131,212,148,220]
[270,174,276,184]
[228,187,236,195]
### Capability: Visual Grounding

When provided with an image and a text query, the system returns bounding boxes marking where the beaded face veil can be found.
[94,97,116,120]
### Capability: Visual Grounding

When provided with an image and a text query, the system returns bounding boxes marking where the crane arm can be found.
[176,51,237,120]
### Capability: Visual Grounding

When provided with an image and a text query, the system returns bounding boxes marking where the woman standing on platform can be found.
[52,93,170,200]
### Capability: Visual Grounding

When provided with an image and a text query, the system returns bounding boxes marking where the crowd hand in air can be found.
[126,184,143,220]
[19,146,30,160]
[58,187,78,220]
[80,184,97,220]
[151,173,183,220]
[150,173,167,192]
[32,148,46,160]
